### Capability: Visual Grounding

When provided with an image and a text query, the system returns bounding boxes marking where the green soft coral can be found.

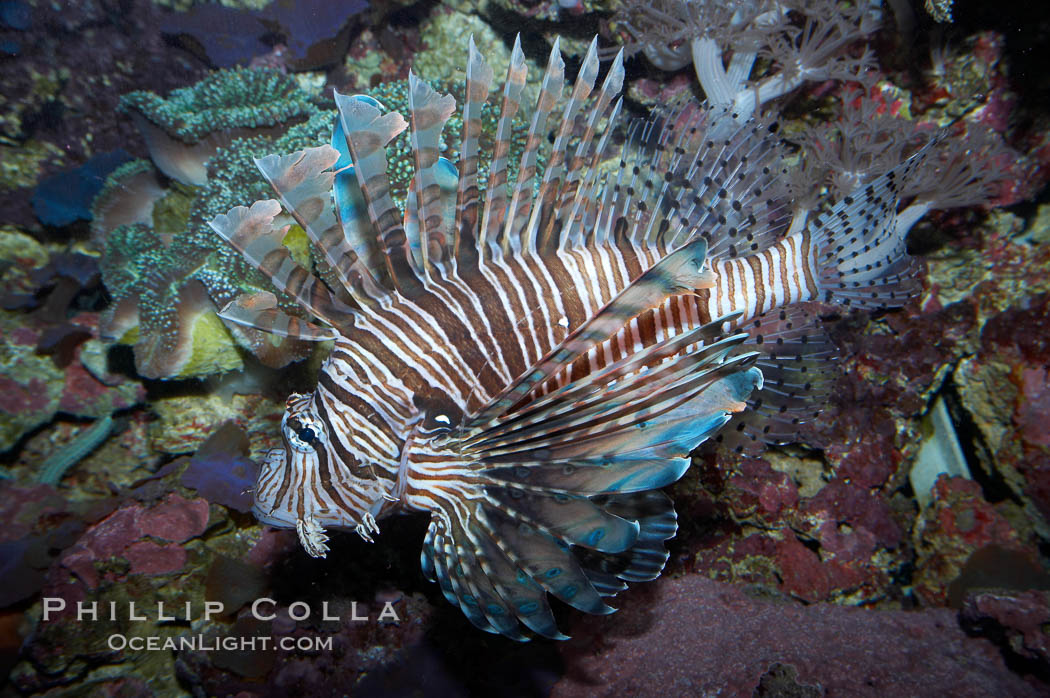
[118,68,317,144]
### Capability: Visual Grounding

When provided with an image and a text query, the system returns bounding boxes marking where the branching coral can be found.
[618,0,878,120]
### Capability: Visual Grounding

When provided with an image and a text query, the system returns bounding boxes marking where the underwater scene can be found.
[1,0,1049,695]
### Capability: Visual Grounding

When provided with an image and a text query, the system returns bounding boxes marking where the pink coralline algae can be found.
[978,293,1050,520]
[962,590,1050,668]
[553,575,1043,697]
[913,476,1030,606]
[57,493,209,591]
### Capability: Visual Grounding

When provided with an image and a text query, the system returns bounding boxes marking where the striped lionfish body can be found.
[210,36,922,640]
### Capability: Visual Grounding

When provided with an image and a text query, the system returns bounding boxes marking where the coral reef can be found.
[0,309,143,452]
[119,68,318,185]
[0,1,207,228]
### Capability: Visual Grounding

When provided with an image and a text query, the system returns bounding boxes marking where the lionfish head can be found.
[251,392,387,556]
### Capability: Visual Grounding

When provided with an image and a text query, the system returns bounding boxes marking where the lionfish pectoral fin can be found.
[424,316,762,640]
[422,514,533,640]
[217,292,340,341]
[466,236,715,426]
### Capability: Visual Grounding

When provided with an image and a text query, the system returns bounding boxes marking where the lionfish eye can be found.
[284,408,323,453]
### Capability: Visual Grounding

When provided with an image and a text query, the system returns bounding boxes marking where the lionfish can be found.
[210,36,922,640]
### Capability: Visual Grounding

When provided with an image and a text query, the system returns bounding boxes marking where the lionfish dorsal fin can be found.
[465,235,715,426]
[253,145,384,307]
[502,37,564,255]
[453,35,495,267]
[603,103,790,255]
[478,34,527,258]
[217,291,339,341]
[208,199,350,327]
[558,48,625,251]
[531,36,605,252]
[330,104,392,292]
[333,91,420,295]
[407,71,458,277]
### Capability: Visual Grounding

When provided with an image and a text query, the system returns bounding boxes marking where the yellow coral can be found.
[175,310,244,379]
